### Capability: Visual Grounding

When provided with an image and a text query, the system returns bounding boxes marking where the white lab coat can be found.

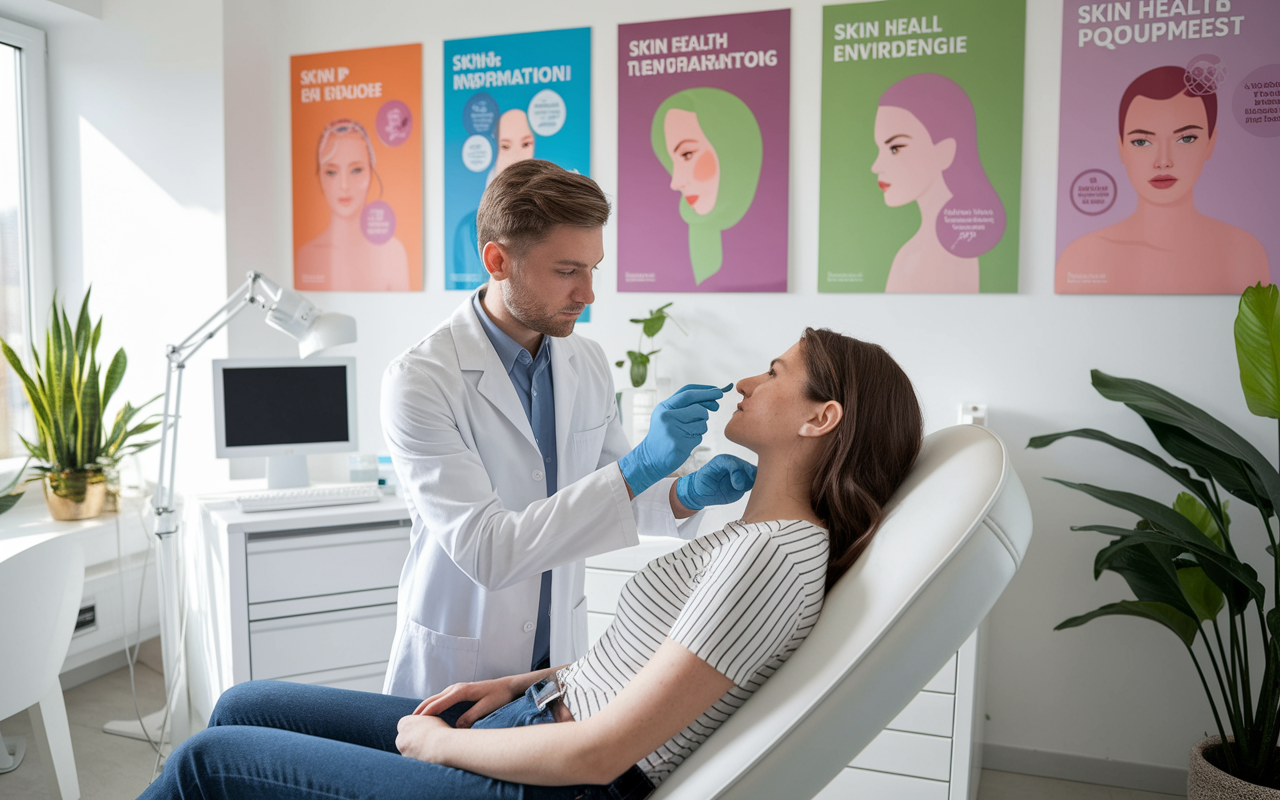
[381,295,702,699]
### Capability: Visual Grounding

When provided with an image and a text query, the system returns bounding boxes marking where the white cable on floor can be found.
[151,508,190,783]
[114,502,163,758]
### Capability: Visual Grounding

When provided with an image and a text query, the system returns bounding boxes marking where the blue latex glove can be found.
[618,384,724,497]
[676,454,758,511]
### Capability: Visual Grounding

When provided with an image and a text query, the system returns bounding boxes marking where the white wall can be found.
[0,0,228,492]
[221,0,1277,777]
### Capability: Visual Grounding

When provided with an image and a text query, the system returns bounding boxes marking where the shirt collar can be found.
[472,288,547,373]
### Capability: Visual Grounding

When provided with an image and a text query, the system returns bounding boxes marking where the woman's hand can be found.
[413,675,525,728]
[396,713,451,762]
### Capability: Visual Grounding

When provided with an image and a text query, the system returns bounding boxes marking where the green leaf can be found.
[1173,492,1229,546]
[1091,370,1280,517]
[1147,417,1272,517]
[1029,428,1222,527]
[642,313,666,338]
[1056,600,1199,647]
[102,348,126,411]
[630,359,647,389]
[1179,566,1226,622]
[0,491,24,516]
[1235,283,1280,418]
[614,360,624,368]
[1093,537,1195,618]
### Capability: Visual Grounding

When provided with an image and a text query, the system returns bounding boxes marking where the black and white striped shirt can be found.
[556,519,829,785]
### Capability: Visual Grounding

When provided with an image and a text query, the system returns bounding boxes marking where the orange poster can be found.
[291,44,422,292]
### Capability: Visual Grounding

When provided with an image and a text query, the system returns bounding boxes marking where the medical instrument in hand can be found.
[617,383,724,496]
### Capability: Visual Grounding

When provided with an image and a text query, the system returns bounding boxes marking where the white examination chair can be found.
[654,424,1033,800]
[0,534,84,800]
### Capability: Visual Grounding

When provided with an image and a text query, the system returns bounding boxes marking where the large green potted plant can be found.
[1030,283,1280,797]
[0,290,159,520]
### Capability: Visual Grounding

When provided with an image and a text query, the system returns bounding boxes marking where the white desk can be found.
[185,494,412,731]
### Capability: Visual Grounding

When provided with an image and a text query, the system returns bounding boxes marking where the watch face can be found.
[531,677,564,711]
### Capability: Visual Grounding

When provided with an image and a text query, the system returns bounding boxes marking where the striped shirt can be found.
[556,519,829,786]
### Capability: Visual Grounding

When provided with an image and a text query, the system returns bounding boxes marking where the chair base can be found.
[0,733,27,774]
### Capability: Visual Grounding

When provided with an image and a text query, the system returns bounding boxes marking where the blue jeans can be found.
[137,680,654,800]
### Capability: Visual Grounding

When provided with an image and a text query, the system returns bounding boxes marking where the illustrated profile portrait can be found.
[1056,60,1269,293]
[296,118,409,291]
[650,88,763,285]
[453,108,539,278]
[871,73,1005,293]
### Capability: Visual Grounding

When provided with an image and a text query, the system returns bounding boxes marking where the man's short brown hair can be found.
[476,159,611,257]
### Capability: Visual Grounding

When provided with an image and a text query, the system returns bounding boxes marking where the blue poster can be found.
[444,28,592,290]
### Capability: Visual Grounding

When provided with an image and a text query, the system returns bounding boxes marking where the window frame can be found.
[0,15,52,357]
[0,16,51,463]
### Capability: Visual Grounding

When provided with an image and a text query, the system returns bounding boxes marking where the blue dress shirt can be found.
[472,290,556,670]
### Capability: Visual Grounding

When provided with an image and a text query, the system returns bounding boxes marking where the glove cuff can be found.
[675,474,705,511]
[618,450,658,498]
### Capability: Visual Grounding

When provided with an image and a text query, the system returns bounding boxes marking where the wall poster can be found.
[445,28,592,291]
[618,10,790,293]
[819,0,1025,294]
[291,44,422,292]
[1056,1,1278,294]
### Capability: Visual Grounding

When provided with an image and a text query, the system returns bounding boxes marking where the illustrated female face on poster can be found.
[318,123,376,219]
[649,88,762,285]
[1117,76,1216,207]
[492,109,536,175]
[870,105,956,209]
[663,109,720,215]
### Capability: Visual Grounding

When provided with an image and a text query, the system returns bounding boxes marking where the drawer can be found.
[923,653,957,693]
[817,766,948,800]
[249,604,398,680]
[274,661,390,693]
[850,729,952,782]
[886,691,955,737]
[585,568,630,614]
[588,611,613,645]
[246,526,409,604]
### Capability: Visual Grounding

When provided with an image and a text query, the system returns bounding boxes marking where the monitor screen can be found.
[213,357,357,457]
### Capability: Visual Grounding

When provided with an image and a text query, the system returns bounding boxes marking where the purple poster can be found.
[1056,1,1280,294]
[618,10,790,293]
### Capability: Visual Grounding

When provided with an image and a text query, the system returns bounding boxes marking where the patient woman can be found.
[138,328,923,800]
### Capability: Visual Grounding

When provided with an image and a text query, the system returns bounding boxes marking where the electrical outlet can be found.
[959,403,987,426]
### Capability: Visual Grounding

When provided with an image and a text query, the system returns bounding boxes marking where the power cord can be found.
[113,502,163,757]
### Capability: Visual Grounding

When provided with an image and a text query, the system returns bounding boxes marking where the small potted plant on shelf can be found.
[615,302,685,440]
[0,290,160,521]
[1030,282,1280,798]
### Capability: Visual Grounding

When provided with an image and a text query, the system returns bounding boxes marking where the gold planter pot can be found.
[43,470,107,521]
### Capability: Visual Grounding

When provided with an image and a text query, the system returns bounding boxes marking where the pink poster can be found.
[1056,1,1280,294]
[617,10,790,293]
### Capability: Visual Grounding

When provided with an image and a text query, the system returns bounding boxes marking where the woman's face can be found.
[319,134,371,219]
[871,105,955,208]
[493,109,535,175]
[725,341,817,453]
[663,109,720,216]
[1119,92,1215,206]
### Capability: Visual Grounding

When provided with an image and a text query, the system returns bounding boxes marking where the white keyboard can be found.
[235,485,384,513]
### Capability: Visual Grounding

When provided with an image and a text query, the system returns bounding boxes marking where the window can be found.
[0,17,51,460]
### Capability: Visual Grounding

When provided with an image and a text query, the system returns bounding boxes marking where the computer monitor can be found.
[212,357,358,488]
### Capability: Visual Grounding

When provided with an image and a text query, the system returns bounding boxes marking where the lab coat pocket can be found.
[401,618,480,690]
[570,594,589,656]
[570,422,610,475]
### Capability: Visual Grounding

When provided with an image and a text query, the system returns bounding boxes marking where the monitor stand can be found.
[266,455,309,489]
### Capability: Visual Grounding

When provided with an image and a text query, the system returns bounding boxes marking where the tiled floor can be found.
[1,644,1186,800]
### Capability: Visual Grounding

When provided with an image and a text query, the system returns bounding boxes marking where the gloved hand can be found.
[618,384,724,497]
[676,454,758,511]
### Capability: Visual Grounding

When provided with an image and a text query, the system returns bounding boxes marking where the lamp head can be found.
[252,273,358,357]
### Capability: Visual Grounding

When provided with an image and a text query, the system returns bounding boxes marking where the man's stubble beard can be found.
[502,266,580,339]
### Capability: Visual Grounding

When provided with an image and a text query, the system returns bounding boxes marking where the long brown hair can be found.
[800,328,923,590]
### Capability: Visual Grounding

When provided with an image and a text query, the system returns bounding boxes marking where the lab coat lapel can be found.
[450,296,538,450]
[551,340,578,492]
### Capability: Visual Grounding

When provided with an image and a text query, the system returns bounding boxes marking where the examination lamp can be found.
[102,271,355,747]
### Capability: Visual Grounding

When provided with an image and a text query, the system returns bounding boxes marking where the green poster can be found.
[819,0,1025,293]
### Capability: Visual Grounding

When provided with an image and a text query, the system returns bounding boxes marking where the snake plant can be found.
[0,289,159,506]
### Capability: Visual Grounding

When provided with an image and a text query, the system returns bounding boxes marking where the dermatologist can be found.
[381,159,756,702]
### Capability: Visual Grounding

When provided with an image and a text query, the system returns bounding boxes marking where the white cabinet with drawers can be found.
[186,495,413,730]
[586,536,988,800]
